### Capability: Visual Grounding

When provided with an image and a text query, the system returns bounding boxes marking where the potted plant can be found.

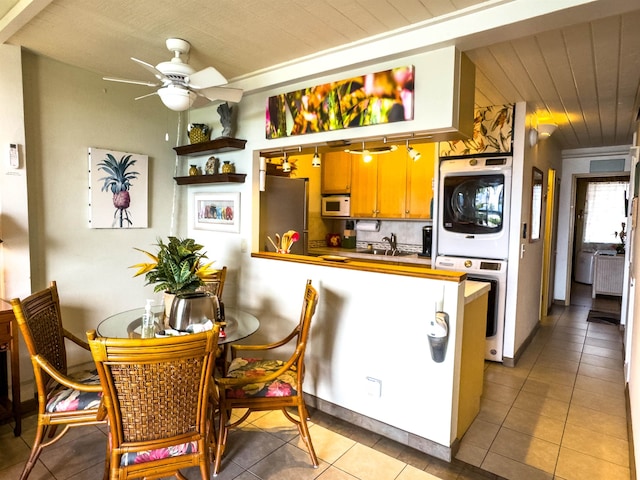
[130,236,218,315]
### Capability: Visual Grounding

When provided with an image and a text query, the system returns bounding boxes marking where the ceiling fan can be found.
[103,38,243,111]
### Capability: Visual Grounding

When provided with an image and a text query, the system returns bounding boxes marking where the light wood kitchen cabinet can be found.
[321,151,352,194]
[351,145,434,219]
[405,143,435,218]
[351,150,406,218]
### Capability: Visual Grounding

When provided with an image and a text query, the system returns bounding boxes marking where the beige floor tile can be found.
[521,378,574,403]
[218,428,286,470]
[580,352,625,370]
[586,329,623,342]
[0,429,31,470]
[481,381,520,406]
[489,428,560,474]
[315,465,359,479]
[397,464,446,480]
[483,367,527,389]
[543,339,584,353]
[250,409,302,442]
[248,442,329,480]
[459,418,500,450]
[582,344,623,360]
[502,406,565,444]
[566,404,628,440]
[512,390,569,422]
[534,357,580,374]
[538,345,583,363]
[481,451,553,480]
[475,397,511,425]
[584,336,623,350]
[577,362,625,384]
[38,427,107,479]
[334,443,405,480]
[574,374,626,398]
[561,423,629,467]
[555,446,631,480]
[528,364,577,387]
[571,386,627,418]
[455,441,488,467]
[297,424,356,464]
[0,459,55,480]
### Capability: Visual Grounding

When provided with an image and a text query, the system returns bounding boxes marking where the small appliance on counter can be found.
[342,220,356,249]
[419,225,432,257]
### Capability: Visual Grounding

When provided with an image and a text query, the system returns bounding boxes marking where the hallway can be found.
[456,282,629,479]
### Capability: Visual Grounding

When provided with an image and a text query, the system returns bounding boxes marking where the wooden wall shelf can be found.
[174,173,246,185]
[173,138,247,157]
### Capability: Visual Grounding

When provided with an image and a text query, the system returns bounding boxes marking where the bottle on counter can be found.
[141,299,155,338]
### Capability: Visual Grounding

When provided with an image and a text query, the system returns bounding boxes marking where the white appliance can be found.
[575,250,596,284]
[321,195,351,217]
[437,157,512,260]
[435,255,507,362]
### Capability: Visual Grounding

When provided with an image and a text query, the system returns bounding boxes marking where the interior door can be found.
[541,169,559,316]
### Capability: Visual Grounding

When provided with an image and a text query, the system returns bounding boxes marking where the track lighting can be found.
[312,147,321,168]
[282,153,291,173]
[406,141,421,161]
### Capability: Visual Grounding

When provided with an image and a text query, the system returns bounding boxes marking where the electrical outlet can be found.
[365,376,382,398]
[240,239,248,253]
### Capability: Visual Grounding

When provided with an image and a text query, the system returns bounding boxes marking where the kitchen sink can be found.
[357,249,414,257]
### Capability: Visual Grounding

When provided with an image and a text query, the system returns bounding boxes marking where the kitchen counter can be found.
[308,246,432,267]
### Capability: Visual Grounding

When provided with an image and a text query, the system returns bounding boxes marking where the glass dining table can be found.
[96,304,260,345]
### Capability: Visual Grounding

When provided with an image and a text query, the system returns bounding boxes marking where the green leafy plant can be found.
[130,237,217,294]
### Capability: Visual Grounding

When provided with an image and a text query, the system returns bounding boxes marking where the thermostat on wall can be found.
[8,143,19,168]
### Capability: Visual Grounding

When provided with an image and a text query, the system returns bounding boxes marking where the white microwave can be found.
[322,195,351,217]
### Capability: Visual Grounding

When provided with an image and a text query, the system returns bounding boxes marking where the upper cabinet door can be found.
[321,151,352,194]
[351,154,378,217]
[376,149,406,219]
[405,143,435,219]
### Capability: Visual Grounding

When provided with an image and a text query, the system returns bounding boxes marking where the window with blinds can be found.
[583,180,628,243]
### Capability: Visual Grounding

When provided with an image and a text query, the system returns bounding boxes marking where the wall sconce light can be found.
[311,147,321,168]
[406,141,421,161]
[528,128,539,147]
[537,123,558,138]
[282,152,291,173]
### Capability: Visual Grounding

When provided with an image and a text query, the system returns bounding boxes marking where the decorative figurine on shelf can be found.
[221,161,235,174]
[188,123,210,144]
[217,102,235,138]
[189,165,199,176]
[205,156,219,175]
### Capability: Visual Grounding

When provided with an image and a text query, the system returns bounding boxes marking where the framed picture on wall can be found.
[88,148,148,229]
[194,192,240,233]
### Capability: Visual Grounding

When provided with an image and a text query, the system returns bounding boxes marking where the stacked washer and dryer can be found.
[435,156,512,362]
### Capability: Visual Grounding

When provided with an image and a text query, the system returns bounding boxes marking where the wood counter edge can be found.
[251,252,466,282]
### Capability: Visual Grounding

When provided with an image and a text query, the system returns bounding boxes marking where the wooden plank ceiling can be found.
[1,0,640,150]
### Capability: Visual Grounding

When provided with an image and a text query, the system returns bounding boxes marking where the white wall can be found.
[554,146,631,303]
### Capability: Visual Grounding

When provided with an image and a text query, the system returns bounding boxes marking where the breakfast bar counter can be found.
[247,251,489,461]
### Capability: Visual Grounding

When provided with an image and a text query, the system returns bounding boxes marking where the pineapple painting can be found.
[88,148,149,229]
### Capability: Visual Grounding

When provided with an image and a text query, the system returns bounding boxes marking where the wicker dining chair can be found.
[10,281,106,480]
[196,265,227,300]
[87,325,220,480]
[213,279,319,475]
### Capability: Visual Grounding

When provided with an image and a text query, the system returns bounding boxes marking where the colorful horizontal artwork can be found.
[439,104,515,157]
[266,66,414,138]
[194,192,240,233]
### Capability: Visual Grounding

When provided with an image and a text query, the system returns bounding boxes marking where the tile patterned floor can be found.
[0,283,630,479]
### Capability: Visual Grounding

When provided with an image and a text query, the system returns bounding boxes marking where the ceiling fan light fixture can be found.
[157,85,196,111]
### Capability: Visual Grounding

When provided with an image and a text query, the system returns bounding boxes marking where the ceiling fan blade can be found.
[199,86,243,104]
[134,91,159,101]
[103,76,159,87]
[191,95,212,109]
[131,57,168,82]
[188,66,228,89]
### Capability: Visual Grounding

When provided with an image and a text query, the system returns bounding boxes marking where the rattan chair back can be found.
[213,279,319,474]
[11,281,106,480]
[196,265,227,300]
[88,326,220,480]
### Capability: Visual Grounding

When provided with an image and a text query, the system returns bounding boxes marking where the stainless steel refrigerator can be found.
[259,175,309,255]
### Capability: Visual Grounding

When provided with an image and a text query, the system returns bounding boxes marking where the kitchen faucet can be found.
[382,233,398,255]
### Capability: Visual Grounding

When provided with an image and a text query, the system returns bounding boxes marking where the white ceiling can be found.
[2,0,640,150]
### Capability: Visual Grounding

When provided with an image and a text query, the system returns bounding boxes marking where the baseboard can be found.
[503,322,541,368]
[626,385,636,480]
[304,393,456,462]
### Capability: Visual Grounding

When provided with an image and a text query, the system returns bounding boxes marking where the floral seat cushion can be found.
[46,371,102,413]
[120,441,198,466]
[224,357,297,398]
